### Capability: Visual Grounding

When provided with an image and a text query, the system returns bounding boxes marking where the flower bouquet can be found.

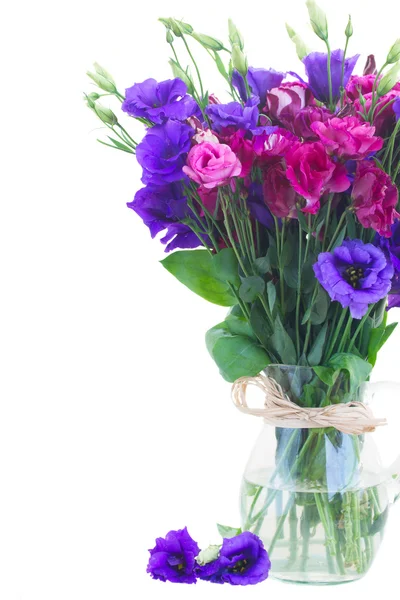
[85,1,400,585]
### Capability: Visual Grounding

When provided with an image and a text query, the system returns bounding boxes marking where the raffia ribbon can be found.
[232,374,387,435]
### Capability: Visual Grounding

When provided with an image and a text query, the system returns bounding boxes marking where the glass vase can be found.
[240,365,400,585]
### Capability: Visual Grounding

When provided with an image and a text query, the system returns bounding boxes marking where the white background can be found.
[2,0,400,598]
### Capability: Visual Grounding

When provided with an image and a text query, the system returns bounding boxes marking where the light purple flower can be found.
[314,239,394,319]
[233,67,286,105]
[206,97,259,132]
[122,78,200,124]
[394,97,400,121]
[303,50,360,103]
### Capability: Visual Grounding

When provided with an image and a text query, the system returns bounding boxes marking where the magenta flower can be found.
[262,159,298,218]
[183,142,242,189]
[355,88,400,136]
[253,128,297,162]
[314,240,393,319]
[227,130,255,178]
[352,162,399,237]
[265,82,314,127]
[285,142,351,213]
[197,186,221,219]
[196,532,271,585]
[291,105,332,140]
[345,74,377,102]
[147,527,200,583]
[311,116,383,160]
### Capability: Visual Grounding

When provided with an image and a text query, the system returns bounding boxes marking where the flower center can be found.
[230,558,249,574]
[345,266,364,289]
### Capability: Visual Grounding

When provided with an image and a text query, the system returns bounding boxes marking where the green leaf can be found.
[308,322,329,366]
[369,507,389,536]
[310,286,329,325]
[346,212,357,239]
[239,275,265,303]
[217,524,241,539]
[213,248,241,286]
[225,314,257,340]
[161,250,238,306]
[313,366,339,387]
[267,281,277,313]
[368,318,397,366]
[269,316,297,365]
[106,136,133,152]
[206,323,270,382]
[328,353,372,394]
[284,263,299,289]
[254,255,271,275]
[297,208,310,233]
[302,306,312,325]
[250,303,272,350]
[330,226,347,250]
[281,239,294,267]
[213,51,229,80]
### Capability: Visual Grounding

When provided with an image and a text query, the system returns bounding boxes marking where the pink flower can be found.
[291,106,332,140]
[253,128,297,162]
[345,75,377,102]
[265,82,314,127]
[351,161,399,237]
[285,142,351,213]
[227,130,254,178]
[311,116,383,160]
[355,88,400,136]
[197,186,221,219]
[183,142,242,189]
[262,159,298,218]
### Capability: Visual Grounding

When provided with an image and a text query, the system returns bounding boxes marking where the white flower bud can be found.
[94,103,118,126]
[345,15,353,38]
[377,62,400,96]
[196,545,221,566]
[231,44,248,77]
[87,63,116,94]
[228,19,244,50]
[166,30,174,44]
[169,59,195,95]
[191,32,224,51]
[387,39,400,65]
[285,23,309,60]
[306,0,329,41]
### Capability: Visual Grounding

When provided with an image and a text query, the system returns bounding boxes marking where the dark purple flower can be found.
[122,78,200,124]
[206,97,259,132]
[127,184,203,252]
[394,97,400,121]
[196,532,270,585]
[246,183,275,228]
[314,239,394,319]
[147,527,200,584]
[233,67,286,105]
[376,221,400,294]
[388,295,400,309]
[303,50,360,104]
[136,120,193,186]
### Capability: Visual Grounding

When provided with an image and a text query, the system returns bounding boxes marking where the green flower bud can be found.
[87,63,116,94]
[191,32,224,51]
[231,44,248,77]
[94,103,118,126]
[345,15,353,38]
[169,59,195,95]
[377,62,400,96]
[159,17,173,30]
[84,93,96,109]
[285,23,309,60]
[166,30,174,44]
[306,0,329,41]
[196,545,221,567]
[228,19,244,50]
[387,39,400,65]
[88,92,100,102]
[168,18,193,37]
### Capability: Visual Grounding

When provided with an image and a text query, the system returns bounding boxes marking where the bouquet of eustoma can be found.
[85,0,400,585]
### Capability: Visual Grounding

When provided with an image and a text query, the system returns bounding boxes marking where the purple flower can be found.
[394,97,400,121]
[303,50,360,104]
[136,120,193,185]
[206,97,259,132]
[314,239,394,319]
[388,295,400,309]
[196,532,270,585]
[147,527,200,584]
[233,67,286,105]
[246,183,275,228]
[127,184,203,252]
[122,78,200,124]
[377,221,400,294]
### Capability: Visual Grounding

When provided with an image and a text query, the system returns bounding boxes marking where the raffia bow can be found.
[232,374,387,435]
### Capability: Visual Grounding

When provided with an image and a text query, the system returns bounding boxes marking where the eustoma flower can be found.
[265,82,314,126]
[183,142,242,189]
[345,74,377,102]
[127,184,203,251]
[291,105,331,140]
[122,78,200,123]
[206,98,259,132]
[136,120,193,185]
[232,67,286,104]
[262,160,298,218]
[147,527,200,583]
[311,116,383,160]
[285,141,350,213]
[351,162,399,237]
[196,532,271,585]
[303,49,359,103]
[377,220,400,294]
[314,240,393,319]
